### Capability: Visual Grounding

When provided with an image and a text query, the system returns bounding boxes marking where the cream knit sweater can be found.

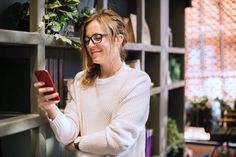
[49,63,151,157]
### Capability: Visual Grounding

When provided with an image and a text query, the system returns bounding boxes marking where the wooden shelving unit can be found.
[0,0,185,157]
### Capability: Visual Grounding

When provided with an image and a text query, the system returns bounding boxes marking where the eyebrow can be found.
[85,33,106,36]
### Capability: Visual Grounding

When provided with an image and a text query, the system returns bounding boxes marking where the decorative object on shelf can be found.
[211,99,222,131]
[123,17,135,43]
[167,70,172,85]
[214,97,235,127]
[184,126,210,141]
[167,117,184,156]
[126,14,151,44]
[169,56,181,82]
[1,2,29,31]
[186,96,212,132]
[145,129,153,157]
[214,97,232,112]
[168,27,173,47]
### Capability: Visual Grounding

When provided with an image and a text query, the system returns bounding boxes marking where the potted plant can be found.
[186,96,214,132]
[167,118,184,157]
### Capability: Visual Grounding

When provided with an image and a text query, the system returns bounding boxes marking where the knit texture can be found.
[49,63,151,157]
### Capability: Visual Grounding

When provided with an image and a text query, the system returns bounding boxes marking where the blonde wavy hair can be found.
[80,9,128,88]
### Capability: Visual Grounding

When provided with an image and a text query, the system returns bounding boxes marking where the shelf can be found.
[44,35,72,48]
[44,34,80,49]
[185,139,220,146]
[167,47,185,54]
[124,43,161,52]
[0,114,47,137]
[168,80,185,90]
[0,0,185,157]
[0,29,43,45]
[151,86,161,95]
[44,36,162,53]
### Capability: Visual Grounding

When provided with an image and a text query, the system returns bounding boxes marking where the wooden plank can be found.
[168,80,185,90]
[0,29,42,45]
[0,114,47,137]
[168,47,185,54]
[124,43,161,52]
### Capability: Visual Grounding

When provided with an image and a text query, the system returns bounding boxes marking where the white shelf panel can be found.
[0,114,47,137]
[168,47,185,54]
[168,80,185,90]
[44,34,80,49]
[151,86,161,95]
[124,43,161,52]
[0,29,43,45]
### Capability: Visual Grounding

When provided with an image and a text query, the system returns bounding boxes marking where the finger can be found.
[38,87,54,95]
[44,93,60,101]
[37,94,49,104]
[34,81,45,88]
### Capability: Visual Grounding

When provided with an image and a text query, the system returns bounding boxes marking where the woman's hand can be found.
[34,81,60,119]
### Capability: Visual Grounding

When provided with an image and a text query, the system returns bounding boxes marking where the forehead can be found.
[85,20,105,36]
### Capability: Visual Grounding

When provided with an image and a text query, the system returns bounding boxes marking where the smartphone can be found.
[34,70,60,101]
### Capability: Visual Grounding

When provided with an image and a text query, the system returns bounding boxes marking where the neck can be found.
[99,60,123,78]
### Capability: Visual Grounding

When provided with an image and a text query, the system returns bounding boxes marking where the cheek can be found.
[101,41,111,55]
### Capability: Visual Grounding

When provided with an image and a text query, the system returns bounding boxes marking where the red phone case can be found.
[34,70,60,101]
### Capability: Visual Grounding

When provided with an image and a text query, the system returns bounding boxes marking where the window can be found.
[185,0,236,102]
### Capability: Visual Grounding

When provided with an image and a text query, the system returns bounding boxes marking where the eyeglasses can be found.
[84,33,108,45]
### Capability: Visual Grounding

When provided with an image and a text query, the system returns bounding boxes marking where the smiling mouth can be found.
[91,50,101,55]
[90,51,101,58]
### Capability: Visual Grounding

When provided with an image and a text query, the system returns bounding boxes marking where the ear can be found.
[115,34,124,45]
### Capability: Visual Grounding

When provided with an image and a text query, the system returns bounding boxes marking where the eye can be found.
[84,36,90,44]
[92,34,103,42]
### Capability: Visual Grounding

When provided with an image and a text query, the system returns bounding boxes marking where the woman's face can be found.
[85,20,112,65]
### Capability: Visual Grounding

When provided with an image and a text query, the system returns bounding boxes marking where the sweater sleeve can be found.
[49,78,81,145]
[78,72,151,155]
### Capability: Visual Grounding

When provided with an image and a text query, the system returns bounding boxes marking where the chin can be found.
[92,59,101,64]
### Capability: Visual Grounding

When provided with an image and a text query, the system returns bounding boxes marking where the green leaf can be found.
[48,21,61,32]
[46,1,63,9]
[43,14,50,20]
[58,9,78,21]
[59,15,68,23]
[63,0,80,5]
[67,5,78,12]
[71,40,81,50]
[48,12,57,18]
[38,22,44,30]
[46,29,51,34]
[54,34,72,45]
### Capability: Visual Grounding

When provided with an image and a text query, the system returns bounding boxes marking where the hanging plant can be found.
[38,0,94,50]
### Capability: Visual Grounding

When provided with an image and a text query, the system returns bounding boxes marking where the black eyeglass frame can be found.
[83,33,108,45]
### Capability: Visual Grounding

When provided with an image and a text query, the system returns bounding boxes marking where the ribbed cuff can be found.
[77,136,90,152]
[49,109,67,130]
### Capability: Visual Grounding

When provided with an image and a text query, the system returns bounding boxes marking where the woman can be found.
[34,9,151,157]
